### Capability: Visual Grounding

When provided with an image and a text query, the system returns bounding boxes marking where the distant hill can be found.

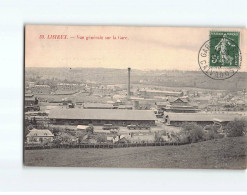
[25,67,247,91]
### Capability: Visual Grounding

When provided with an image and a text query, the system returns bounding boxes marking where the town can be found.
[24,67,247,148]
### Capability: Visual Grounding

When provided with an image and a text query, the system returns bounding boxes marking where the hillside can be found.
[24,136,247,169]
[25,67,247,91]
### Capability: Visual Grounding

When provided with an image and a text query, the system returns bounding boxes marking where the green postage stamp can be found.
[209,31,240,68]
[198,31,242,80]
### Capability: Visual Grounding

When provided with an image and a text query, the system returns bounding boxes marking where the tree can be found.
[188,128,205,143]
[225,118,247,137]
[51,127,61,136]
[30,117,37,128]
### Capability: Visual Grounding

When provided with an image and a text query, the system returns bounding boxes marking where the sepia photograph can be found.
[24,25,247,169]
[2,0,247,192]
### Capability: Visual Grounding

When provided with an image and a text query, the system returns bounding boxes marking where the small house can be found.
[26,129,54,144]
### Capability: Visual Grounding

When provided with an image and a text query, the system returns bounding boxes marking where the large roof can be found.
[49,108,156,121]
[33,85,50,88]
[83,103,115,108]
[25,97,36,101]
[166,112,244,122]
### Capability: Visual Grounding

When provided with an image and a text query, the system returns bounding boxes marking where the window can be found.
[44,133,47,136]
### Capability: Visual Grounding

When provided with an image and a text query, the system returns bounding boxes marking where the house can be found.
[25,94,38,106]
[164,97,200,113]
[169,97,189,105]
[26,129,54,144]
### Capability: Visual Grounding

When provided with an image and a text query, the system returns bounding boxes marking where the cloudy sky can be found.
[25,25,246,71]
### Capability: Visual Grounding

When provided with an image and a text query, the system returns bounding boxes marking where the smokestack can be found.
[127,67,131,98]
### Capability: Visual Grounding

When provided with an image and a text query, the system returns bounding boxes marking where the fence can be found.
[24,142,188,150]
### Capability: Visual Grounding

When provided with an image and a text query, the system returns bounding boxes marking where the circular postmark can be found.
[198,37,242,80]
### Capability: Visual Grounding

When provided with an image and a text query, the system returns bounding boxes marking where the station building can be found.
[49,108,156,126]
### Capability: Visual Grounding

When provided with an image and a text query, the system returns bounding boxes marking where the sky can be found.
[25,25,247,71]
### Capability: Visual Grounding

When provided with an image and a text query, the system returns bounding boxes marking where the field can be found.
[24,136,247,169]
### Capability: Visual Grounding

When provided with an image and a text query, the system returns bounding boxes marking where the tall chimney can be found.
[127,67,131,98]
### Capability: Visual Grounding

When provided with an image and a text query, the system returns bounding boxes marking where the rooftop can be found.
[27,129,54,137]
[170,97,189,103]
[34,85,50,88]
[25,93,34,98]
[49,108,156,121]
[166,113,244,122]
[83,103,115,108]
[25,97,36,101]
[141,89,182,95]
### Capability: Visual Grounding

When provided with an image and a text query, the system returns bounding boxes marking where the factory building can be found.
[30,85,51,94]
[49,108,156,126]
[57,83,81,91]
[139,89,183,98]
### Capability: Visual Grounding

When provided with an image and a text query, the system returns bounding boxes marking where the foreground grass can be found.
[24,136,247,169]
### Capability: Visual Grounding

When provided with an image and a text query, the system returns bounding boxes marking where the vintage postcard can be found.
[24,25,247,169]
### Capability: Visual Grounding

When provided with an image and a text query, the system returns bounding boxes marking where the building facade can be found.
[26,129,54,144]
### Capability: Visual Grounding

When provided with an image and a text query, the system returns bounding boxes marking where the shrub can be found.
[225,118,247,137]
[204,129,224,140]
[154,132,162,142]
[177,133,190,144]
[181,122,205,143]
[53,138,62,146]
[203,124,222,140]
[188,128,205,143]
